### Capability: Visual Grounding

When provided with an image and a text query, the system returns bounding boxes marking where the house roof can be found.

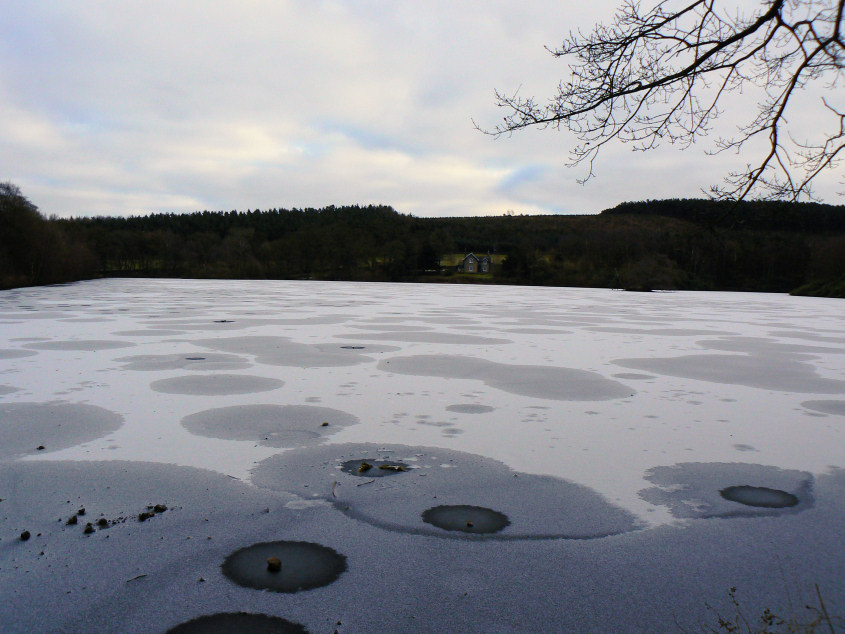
[462,253,490,262]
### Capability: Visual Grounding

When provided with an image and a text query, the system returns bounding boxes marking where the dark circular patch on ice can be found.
[167,612,308,633]
[698,336,845,356]
[338,332,512,345]
[340,345,365,349]
[446,404,495,414]
[253,443,642,540]
[150,374,283,395]
[24,339,135,351]
[591,327,734,336]
[612,372,656,381]
[0,385,21,396]
[222,540,346,592]
[116,352,251,372]
[0,459,327,631]
[639,462,813,519]
[340,458,410,477]
[192,335,397,368]
[0,402,123,459]
[181,404,357,448]
[112,329,187,337]
[732,444,758,452]
[720,485,798,509]
[504,327,571,335]
[0,348,38,360]
[801,400,845,416]
[378,355,634,401]
[613,353,845,393]
[422,505,510,534]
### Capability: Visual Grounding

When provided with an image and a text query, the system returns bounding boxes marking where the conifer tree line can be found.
[2,182,843,295]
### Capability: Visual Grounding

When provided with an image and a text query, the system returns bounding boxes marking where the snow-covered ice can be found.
[1,278,843,632]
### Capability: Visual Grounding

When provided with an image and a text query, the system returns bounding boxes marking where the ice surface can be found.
[1,278,844,631]
[252,443,643,539]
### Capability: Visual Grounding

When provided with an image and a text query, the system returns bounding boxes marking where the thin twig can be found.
[816,583,836,634]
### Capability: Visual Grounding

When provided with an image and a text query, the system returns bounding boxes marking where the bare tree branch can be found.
[479,0,845,201]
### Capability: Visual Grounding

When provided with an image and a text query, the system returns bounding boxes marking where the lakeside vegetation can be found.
[2,182,843,295]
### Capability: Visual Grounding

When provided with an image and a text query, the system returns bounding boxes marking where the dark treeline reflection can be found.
[2,183,843,295]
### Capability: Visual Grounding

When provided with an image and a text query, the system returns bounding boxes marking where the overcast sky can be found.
[2,1,841,218]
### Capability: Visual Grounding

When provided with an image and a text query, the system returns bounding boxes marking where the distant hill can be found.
[2,185,843,296]
[602,198,845,233]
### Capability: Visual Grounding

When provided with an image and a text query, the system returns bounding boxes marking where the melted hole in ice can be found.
[167,613,308,634]
[150,374,283,396]
[720,485,799,509]
[340,345,365,349]
[446,404,495,414]
[221,541,346,592]
[422,505,510,534]
[341,458,410,477]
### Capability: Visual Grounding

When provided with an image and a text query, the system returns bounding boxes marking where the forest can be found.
[2,182,843,296]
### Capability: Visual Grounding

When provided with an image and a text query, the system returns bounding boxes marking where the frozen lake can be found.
[1,278,843,632]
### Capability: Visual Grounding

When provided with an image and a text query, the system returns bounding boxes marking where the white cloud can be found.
[1,0,841,218]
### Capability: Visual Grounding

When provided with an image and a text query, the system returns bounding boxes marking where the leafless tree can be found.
[482,0,844,201]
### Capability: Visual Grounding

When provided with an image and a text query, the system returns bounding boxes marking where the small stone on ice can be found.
[266,557,282,572]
